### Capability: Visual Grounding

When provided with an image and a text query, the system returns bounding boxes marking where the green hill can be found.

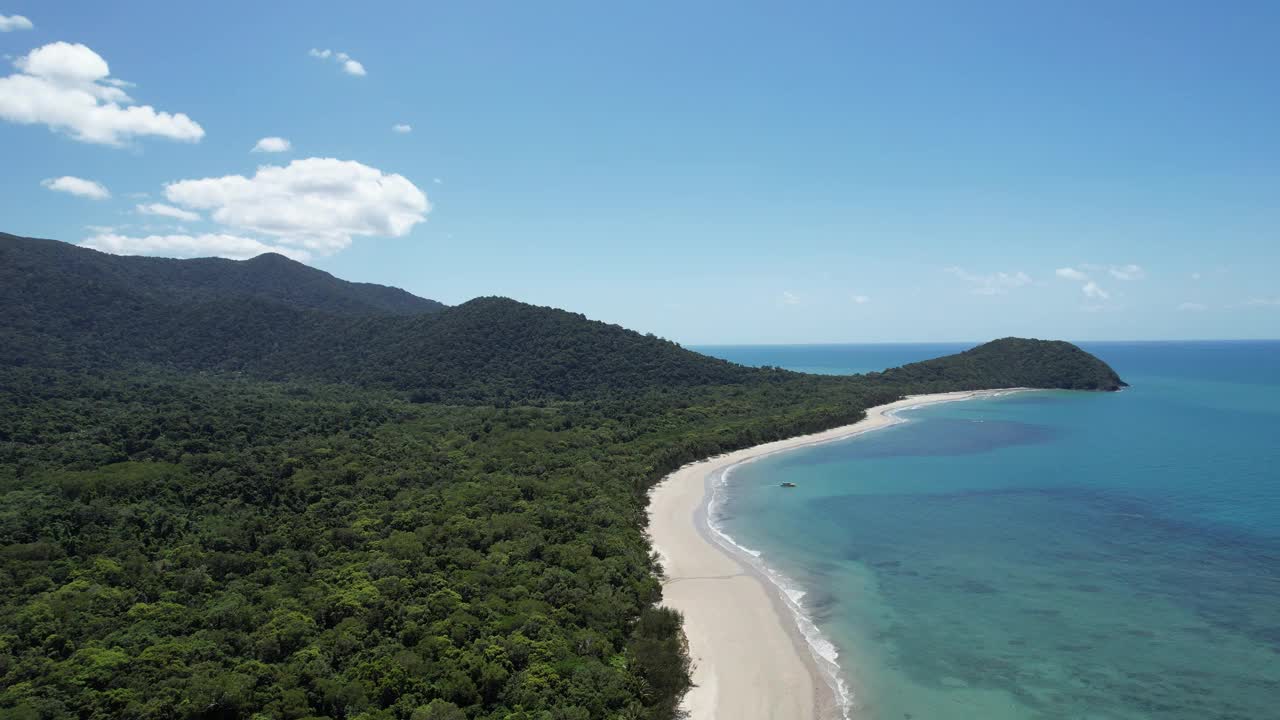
[871,337,1127,391]
[1,237,1122,402]
[0,232,443,329]
[2,233,441,374]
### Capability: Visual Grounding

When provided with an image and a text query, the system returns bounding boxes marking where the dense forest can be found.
[0,235,1124,720]
[0,234,444,317]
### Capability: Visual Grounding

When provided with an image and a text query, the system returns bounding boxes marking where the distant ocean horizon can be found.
[696,341,1280,720]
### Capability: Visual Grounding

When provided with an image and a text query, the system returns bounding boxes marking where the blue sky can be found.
[1,1,1277,343]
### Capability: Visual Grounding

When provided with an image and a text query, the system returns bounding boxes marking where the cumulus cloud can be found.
[14,43,119,94]
[83,158,429,262]
[392,123,412,134]
[0,14,33,31]
[82,232,309,262]
[0,42,204,145]
[251,136,291,153]
[309,48,366,76]
[1082,281,1110,300]
[1177,302,1207,312]
[780,290,800,305]
[136,202,201,222]
[1055,267,1088,281]
[433,177,443,185]
[851,294,870,304]
[162,157,430,255]
[945,267,1032,295]
[41,175,110,199]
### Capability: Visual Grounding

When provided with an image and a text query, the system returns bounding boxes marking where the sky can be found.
[1,1,1277,344]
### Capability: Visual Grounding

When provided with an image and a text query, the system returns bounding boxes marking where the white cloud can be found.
[251,136,292,153]
[81,232,309,262]
[82,159,428,262]
[1244,297,1280,307]
[1191,272,1202,281]
[433,177,443,185]
[41,175,110,199]
[136,202,201,222]
[0,14,33,31]
[162,157,430,255]
[1056,264,1134,304]
[851,294,870,304]
[1108,264,1145,281]
[1060,264,1144,282]
[309,48,366,76]
[0,42,204,145]
[1177,302,1207,312]
[780,290,800,305]
[945,267,1032,295]
[392,123,412,134]
[1082,280,1110,300]
[14,43,117,94]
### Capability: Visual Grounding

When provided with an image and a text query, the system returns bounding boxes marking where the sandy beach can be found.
[647,390,1018,720]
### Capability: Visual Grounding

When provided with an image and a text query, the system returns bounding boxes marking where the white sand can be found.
[647,390,1018,720]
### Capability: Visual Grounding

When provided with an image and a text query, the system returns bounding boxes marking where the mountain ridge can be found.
[1,233,1125,400]
[0,233,446,317]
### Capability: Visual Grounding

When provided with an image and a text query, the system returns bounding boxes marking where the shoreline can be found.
[647,389,1023,719]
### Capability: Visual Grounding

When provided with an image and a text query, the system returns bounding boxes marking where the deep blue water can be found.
[697,341,1280,720]
[695,343,972,376]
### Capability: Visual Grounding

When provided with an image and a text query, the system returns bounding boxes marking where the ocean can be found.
[694,341,1280,720]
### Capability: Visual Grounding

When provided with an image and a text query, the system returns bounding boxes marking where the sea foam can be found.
[707,458,856,720]
[700,393,1003,720]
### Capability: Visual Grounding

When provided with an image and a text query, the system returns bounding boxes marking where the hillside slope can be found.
[1,233,1125,402]
[0,233,445,316]
[871,337,1127,391]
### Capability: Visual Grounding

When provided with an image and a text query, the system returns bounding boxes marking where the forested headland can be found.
[0,234,1124,720]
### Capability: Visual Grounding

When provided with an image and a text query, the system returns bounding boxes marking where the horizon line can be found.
[689,338,1280,348]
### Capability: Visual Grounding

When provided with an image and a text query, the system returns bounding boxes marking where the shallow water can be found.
[700,341,1280,720]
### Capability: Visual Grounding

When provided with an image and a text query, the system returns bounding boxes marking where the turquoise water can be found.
[698,342,1280,720]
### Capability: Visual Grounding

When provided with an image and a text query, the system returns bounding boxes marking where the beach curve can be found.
[647,390,1022,720]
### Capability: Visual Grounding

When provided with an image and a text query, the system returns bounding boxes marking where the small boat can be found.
[780,482,797,488]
